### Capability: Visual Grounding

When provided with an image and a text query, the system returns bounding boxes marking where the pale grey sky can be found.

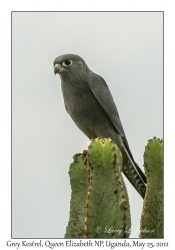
[12,12,163,238]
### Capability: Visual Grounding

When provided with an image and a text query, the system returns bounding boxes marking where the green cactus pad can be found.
[65,138,131,238]
[140,137,163,238]
[65,154,88,238]
[85,138,131,238]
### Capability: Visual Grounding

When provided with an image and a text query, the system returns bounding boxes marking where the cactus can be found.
[65,137,163,239]
[140,137,163,238]
[65,138,131,238]
[65,153,88,238]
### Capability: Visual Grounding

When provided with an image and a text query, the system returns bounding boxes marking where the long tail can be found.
[122,146,146,199]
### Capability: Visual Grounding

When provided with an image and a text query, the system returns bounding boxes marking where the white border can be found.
[0,0,174,248]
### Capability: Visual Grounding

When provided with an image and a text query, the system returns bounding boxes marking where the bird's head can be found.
[53,54,89,79]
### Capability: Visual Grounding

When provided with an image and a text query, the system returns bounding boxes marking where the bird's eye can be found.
[62,59,73,67]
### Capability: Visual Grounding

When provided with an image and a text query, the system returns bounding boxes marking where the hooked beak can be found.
[54,63,68,75]
[54,63,61,75]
